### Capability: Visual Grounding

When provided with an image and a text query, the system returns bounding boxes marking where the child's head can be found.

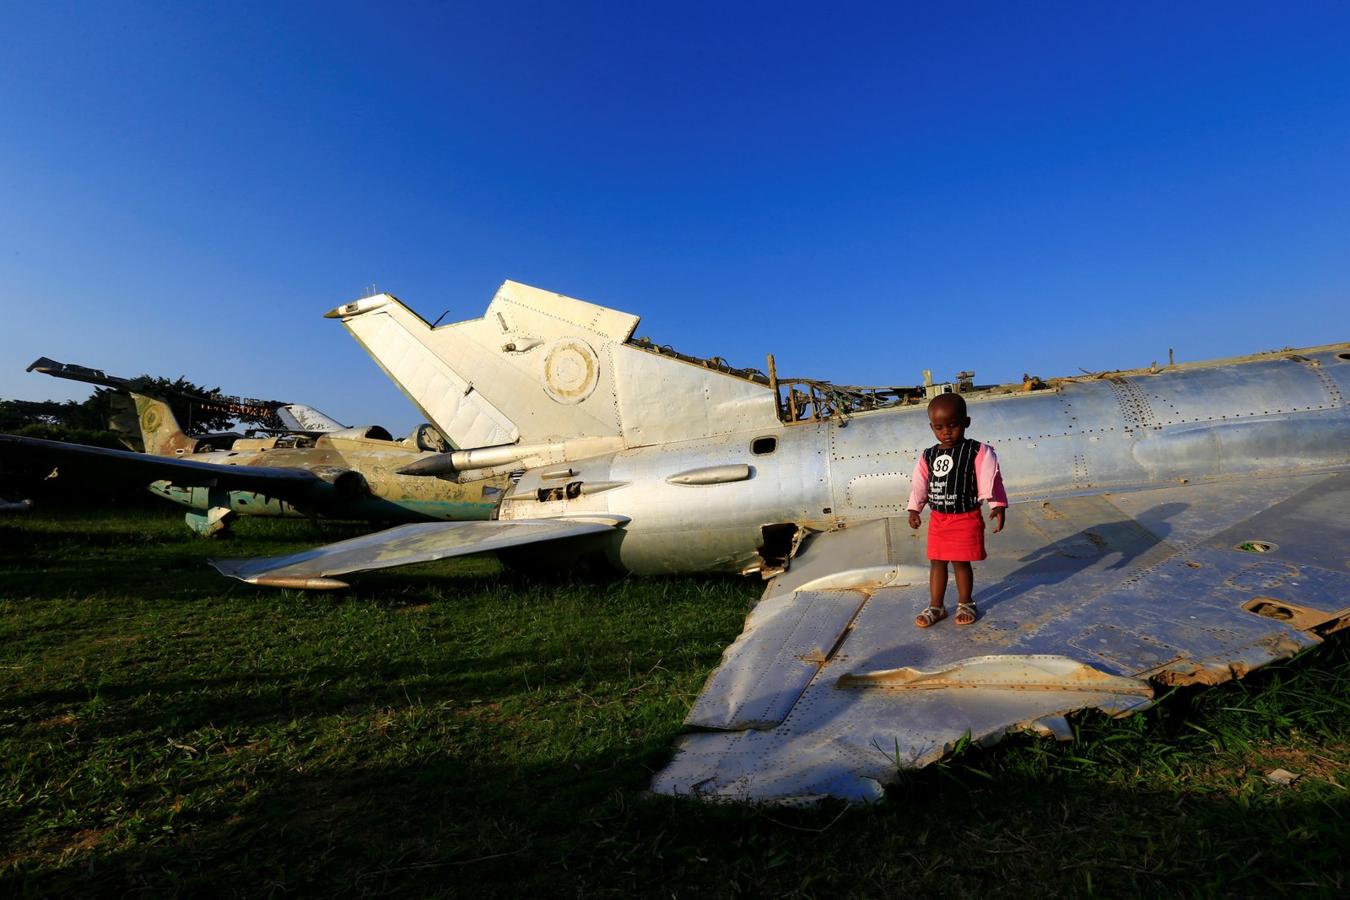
[927,393,970,448]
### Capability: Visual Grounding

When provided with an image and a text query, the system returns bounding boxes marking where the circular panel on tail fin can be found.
[543,338,600,404]
[141,404,162,435]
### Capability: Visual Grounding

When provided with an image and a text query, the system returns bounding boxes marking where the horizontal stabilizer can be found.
[210,516,627,586]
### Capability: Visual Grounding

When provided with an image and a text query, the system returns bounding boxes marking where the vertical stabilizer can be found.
[326,282,637,449]
[129,392,197,457]
[327,281,779,453]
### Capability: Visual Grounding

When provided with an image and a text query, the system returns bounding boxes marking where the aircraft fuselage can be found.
[499,344,1350,575]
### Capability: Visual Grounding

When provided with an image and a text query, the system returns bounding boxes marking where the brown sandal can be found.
[955,602,978,626]
[915,605,947,628]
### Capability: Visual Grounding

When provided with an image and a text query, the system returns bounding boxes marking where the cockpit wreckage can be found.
[117,283,1350,802]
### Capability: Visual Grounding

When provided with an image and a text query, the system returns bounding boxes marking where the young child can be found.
[907,393,1008,627]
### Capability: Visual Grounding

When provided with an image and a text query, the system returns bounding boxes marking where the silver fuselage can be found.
[499,345,1350,574]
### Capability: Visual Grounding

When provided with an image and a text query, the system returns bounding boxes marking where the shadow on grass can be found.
[7,643,1350,898]
[8,742,1349,898]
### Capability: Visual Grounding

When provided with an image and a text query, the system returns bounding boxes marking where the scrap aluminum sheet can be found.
[652,471,1350,805]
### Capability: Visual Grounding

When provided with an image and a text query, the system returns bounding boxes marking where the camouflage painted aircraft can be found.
[214,281,1350,804]
[0,360,507,547]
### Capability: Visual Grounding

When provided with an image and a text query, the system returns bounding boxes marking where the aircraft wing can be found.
[652,470,1350,804]
[0,433,320,496]
[209,517,627,589]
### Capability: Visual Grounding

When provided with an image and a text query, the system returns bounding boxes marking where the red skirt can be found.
[927,509,986,561]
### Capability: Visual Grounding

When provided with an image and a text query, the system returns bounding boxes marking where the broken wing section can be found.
[210,516,627,589]
[0,433,319,495]
[664,520,1155,804]
[687,589,870,730]
[656,471,1350,804]
[661,652,1154,805]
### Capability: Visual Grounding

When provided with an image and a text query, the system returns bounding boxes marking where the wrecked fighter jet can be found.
[212,281,1350,803]
[0,359,508,542]
[25,355,350,443]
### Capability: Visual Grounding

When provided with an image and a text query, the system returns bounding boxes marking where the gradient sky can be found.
[2,2,1348,436]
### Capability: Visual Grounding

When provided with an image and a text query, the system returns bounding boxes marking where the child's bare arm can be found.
[908,509,922,529]
[989,506,1005,533]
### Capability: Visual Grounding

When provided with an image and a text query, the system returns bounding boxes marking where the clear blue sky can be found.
[2,2,1348,435]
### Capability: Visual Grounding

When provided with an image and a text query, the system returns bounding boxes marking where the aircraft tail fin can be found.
[127,392,197,457]
[105,391,144,451]
[327,281,779,453]
[24,356,191,454]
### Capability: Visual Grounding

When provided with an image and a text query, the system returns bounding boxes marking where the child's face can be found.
[927,402,970,448]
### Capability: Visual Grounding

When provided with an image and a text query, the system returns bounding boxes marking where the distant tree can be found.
[0,398,105,432]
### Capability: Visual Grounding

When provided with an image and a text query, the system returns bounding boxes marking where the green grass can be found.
[2,504,1348,897]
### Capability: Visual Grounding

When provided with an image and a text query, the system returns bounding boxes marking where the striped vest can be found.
[922,439,982,514]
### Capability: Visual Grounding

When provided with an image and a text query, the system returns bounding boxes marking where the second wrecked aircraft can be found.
[0,359,507,538]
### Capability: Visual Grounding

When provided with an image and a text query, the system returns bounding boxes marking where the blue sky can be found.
[2,2,1348,435]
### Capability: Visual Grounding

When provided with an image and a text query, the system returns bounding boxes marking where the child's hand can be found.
[989,506,1005,533]
[907,510,922,529]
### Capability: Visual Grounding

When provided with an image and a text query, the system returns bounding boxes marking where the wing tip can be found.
[209,559,349,591]
[250,575,350,591]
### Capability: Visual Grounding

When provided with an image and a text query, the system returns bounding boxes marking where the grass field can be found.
[2,504,1348,897]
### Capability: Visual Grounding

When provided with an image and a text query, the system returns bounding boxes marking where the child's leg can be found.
[952,562,973,604]
[928,560,948,608]
[916,560,950,627]
[952,561,976,624]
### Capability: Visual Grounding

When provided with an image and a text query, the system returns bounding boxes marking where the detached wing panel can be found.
[654,471,1350,804]
[0,433,318,495]
[210,517,625,585]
